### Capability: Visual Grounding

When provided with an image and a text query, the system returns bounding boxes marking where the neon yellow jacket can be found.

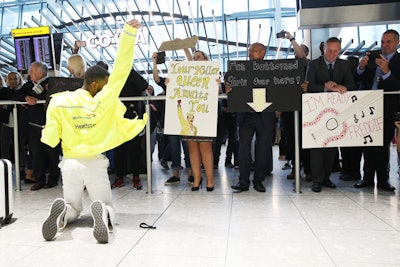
[41,24,148,158]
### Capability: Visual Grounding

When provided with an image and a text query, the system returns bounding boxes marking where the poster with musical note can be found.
[302,90,383,148]
[163,61,220,137]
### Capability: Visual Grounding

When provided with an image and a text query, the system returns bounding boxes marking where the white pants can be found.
[59,155,114,225]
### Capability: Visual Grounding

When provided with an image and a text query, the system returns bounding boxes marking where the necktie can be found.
[372,67,382,90]
[328,63,333,81]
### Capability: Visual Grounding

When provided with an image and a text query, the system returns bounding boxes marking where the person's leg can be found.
[213,117,225,167]
[30,126,46,189]
[112,141,128,187]
[199,141,214,188]
[188,141,201,187]
[181,139,193,178]
[225,115,236,166]
[1,125,12,160]
[59,158,85,224]
[169,135,181,171]
[129,136,143,190]
[254,113,274,184]
[84,155,114,243]
[238,116,255,187]
[164,135,182,184]
[45,143,61,187]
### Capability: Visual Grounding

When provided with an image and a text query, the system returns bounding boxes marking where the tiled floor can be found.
[1,145,400,267]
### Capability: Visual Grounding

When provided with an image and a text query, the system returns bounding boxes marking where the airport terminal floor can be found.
[2,144,400,266]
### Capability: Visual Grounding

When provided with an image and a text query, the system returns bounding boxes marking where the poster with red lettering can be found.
[163,61,220,137]
[302,90,383,148]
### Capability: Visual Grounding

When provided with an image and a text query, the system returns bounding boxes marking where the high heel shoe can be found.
[191,177,203,191]
[206,186,214,192]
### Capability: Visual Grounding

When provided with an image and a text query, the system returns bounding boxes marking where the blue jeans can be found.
[165,135,191,171]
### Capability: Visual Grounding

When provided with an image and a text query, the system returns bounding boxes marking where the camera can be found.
[156,51,166,64]
[391,113,400,122]
[366,50,382,68]
[276,31,286,38]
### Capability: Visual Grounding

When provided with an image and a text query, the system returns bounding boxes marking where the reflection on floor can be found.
[1,145,400,267]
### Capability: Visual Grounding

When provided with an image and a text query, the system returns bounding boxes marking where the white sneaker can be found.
[42,198,66,241]
[91,200,109,244]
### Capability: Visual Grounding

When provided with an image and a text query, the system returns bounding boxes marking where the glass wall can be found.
[0,0,398,80]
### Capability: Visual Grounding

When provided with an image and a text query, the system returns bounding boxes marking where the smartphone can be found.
[366,50,382,68]
[276,32,286,38]
[75,41,86,47]
[156,51,166,64]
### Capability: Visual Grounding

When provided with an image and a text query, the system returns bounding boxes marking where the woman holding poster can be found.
[185,50,216,192]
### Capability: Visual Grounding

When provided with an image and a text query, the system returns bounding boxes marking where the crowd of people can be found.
[0,22,399,243]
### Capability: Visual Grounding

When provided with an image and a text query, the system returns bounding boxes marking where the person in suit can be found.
[353,29,400,192]
[229,42,276,193]
[13,62,61,191]
[306,37,357,192]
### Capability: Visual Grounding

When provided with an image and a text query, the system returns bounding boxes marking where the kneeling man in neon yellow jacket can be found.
[40,19,147,244]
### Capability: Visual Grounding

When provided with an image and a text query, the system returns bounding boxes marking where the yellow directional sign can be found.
[11,26,50,38]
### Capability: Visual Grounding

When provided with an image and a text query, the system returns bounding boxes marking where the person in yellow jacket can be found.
[40,19,147,244]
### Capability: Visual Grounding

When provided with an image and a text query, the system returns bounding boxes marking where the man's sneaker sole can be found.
[91,201,109,244]
[42,198,66,241]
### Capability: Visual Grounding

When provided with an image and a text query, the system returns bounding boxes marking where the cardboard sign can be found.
[225,59,304,112]
[302,90,384,148]
[158,36,198,52]
[163,61,220,137]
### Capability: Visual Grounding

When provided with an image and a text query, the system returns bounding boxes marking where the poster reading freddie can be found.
[164,61,220,137]
[302,90,384,148]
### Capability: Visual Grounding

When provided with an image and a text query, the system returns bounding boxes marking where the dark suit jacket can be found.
[354,51,400,120]
[306,56,357,93]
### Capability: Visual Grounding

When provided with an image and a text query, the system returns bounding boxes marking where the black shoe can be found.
[24,178,36,184]
[188,176,194,184]
[191,177,203,191]
[304,173,313,182]
[206,186,214,192]
[286,171,294,180]
[377,182,396,192]
[354,180,374,188]
[164,176,180,185]
[323,179,336,188]
[31,183,45,191]
[311,182,321,192]
[253,182,266,192]
[339,174,358,181]
[160,160,169,170]
[231,182,249,192]
[225,162,234,168]
[44,183,58,189]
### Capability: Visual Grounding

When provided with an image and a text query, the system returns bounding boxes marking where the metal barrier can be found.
[2,91,398,193]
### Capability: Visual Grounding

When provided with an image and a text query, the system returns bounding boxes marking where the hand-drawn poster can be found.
[225,59,304,112]
[164,61,220,137]
[302,90,383,148]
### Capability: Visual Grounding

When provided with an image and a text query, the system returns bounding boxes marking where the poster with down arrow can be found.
[225,59,304,112]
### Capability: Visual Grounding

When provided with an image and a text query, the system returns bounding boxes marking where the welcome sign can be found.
[164,61,220,137]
